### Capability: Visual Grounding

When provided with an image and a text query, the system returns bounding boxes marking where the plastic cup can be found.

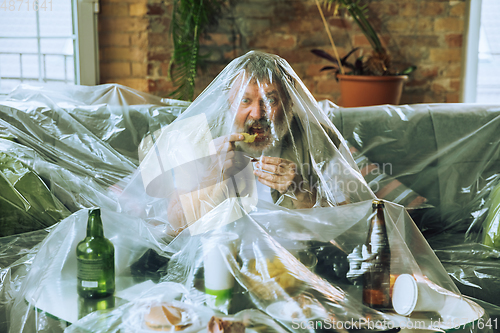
[392,274,446,316]
[201,232,239,310]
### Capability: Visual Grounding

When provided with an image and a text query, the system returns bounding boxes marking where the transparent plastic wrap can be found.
[319,101,500,313]
[0,51,495,332]
[6,204,489,333]
[132,50,373,238]
[319,102,500,248]
[0,84,189,230]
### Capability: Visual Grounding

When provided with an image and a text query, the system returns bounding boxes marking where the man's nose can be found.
[249,100,265,119]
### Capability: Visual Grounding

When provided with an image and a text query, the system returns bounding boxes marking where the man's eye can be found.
[267,97,278,105]
[241,98,250,104]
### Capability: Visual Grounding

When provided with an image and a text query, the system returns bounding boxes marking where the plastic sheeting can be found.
[5,204,489,333]
[320,101,500,316]
[0,50,498,332]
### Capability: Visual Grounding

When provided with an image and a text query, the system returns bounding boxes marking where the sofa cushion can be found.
[347,143,428,209]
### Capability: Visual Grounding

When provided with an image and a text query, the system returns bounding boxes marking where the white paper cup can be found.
[392,274,446,316]
[201,232,239,308]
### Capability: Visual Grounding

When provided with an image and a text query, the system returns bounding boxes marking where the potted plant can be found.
[311,0,416,107]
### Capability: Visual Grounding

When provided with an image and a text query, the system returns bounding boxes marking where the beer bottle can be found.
[76,208,115,298]
[362,199,391,309]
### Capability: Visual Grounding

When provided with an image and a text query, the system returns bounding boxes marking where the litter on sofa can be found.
[0,51,499,333]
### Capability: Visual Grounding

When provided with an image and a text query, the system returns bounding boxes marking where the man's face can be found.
[231,79,290,155]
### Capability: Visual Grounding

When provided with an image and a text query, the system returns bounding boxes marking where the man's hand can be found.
[253,156,298,194]
[254,156,317,208]
[211,133,245,178]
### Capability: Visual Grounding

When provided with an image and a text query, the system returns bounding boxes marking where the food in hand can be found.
[144,303,192,331]
[241,133,258,143]
[207,316,245,333]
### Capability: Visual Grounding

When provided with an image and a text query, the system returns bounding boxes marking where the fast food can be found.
[144,303,192,331]
[207,316,245,333]
[240,133,258,143]
[245,257,303,298]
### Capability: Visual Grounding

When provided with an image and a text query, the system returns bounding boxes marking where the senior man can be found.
[141,51,371,234]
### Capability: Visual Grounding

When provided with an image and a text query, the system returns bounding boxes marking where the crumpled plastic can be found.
[320,101,500,317]
[0,50,498,332]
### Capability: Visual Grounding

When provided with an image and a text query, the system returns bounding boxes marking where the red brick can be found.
[148,49,171,62]
[418,65,439,78]
[353,34,371,48]
[160,62,170,76]
[446,93,460,103]
[316,79,338,94]
[99,33,130,47]
[371,3,398,16]
[102,47,132,61]
[99,17,149,33]
[419,2,446,16]
[129,3,147,16]
[431,78,451,92]
[201,33,231,47]
[442,64,461,78]
[105,0,146,4]
[266,34,297,49]
[445,34,463,47]
[415,18,434,32]
[131,62,147,77]
[429,48,462,62]
[130,32,148,48]
[149,33,168,47]
[100,3,129,17]
[406,79,428,88]
[386,18,417,32]
[434,18,464,33]
[307,63,330,77]
[450,2,466,17]
[399,3,419,16]
[100,62,131,78]
[148,78,174,94]
[147,3,165,15]
[131,47,147,62]
[450,79,461,91]
[326,17,350,29]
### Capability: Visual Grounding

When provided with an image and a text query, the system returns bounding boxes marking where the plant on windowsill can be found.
[311,0,416,107]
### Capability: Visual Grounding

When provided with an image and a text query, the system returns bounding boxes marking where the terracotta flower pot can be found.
[337,74,408,107]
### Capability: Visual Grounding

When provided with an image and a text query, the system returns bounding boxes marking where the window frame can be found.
[462,0,482,103]
[0,0,99,96]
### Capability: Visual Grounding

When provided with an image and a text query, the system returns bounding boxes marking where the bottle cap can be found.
[372,199,384,208]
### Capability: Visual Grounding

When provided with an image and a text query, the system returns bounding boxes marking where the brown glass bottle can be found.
[76,208,115,298]
[362,199,391,309]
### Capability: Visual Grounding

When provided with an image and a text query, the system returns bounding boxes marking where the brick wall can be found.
[98,0,173,95]
[98,0,467,104]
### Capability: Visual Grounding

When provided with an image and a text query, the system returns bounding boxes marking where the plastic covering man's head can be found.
[227,52,294,156]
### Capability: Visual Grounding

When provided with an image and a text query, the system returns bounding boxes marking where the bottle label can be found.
[77,257,105,282]
[81,280,98,288]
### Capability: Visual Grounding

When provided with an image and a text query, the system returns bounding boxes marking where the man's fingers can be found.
[256,176,289,193]
[254,170,293,184]
[229,133,245,142]
[255,162,295,176]
[260,156,285,165]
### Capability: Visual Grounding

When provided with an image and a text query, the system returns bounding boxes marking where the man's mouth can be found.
[247,125,268,142]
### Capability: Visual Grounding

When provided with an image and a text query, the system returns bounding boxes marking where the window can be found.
[463,0,500,103]
[0,0,99,95]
